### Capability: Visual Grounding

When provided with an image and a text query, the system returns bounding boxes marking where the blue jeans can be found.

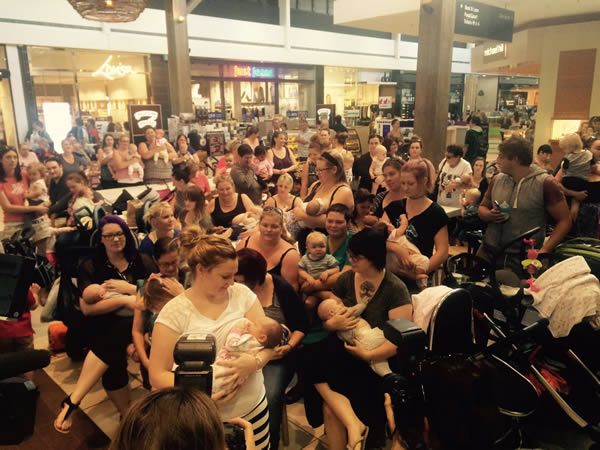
[263,358,294,450]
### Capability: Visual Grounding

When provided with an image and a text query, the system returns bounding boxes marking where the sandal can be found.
[347,426,369,450]
[54,395,79,434]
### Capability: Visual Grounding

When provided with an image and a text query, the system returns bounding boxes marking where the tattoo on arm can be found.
[359,281,375,303]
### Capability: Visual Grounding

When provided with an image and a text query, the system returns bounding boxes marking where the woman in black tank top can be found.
[207,176,262,230]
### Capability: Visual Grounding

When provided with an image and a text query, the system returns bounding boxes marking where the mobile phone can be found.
[494,200,501,209]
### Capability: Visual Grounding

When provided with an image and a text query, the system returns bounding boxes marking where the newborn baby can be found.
[212,316,283,394]
[82,283,135,316]
[387,228,429,290]
[286,198,324,240]
[317,299,391,377]
[232,211,260,230]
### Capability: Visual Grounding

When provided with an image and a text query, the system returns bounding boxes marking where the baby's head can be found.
[559,133,583,154]
[144,276,176,313]
[247,316,283,349]
[374,145,387,161]
[464,188,482,205]
[305,198,323,216]
[82,283,107,304]
[232,211,258,226]
[224,153,234,167]
[306,231,327,260]
[317,299,341,321]
[254,146,267,162]
[27,162,46,182]
[458,174,473,189]
[156,128,165,140]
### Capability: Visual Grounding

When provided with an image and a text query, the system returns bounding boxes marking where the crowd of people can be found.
[1,113,599,450]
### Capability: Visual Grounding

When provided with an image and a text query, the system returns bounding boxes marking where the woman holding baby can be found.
[308,227,412,449]
[138,126,176,184]
[150,232,276,449]
[54,216,155,434]
[291,151,354,254]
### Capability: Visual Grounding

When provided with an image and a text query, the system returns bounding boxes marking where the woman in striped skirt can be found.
[149,231,275,449]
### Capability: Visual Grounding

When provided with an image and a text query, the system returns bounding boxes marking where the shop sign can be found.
[233,65,275,79]
[343,110,360,118]
[455,1,514,42]
[206,131,226,156]
[93,55,134,80]
[378,96,393,109]
[286,110,308,119]
[483,43,507,63]
[316,104,336,129]
[128,104,162,143]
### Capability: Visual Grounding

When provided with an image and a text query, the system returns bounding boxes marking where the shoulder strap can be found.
[291,196,298,209]
[273,197,278,208]
[329,184,345,204]
[278,247,296,265]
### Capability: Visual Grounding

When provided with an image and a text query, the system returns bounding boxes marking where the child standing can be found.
[369,145,388,194]
[298,231,340,312]
[24,162,53,253]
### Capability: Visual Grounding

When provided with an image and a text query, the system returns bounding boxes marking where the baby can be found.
[87,160,101,188]
[232,211,260,235]
[456,188,483,244]
[385,219,430,290]
[216,153,234,176]
[286,198,325,241]
[82,283,136,316]
[298,231,340,311]
[369,145,388,194]
[212,316,283,394]
[154,129,170,165]
[124,146,144,179]
[254,145,274,180]
[318,299,391,377]
[559,133,596,221]
[25,162,49,209]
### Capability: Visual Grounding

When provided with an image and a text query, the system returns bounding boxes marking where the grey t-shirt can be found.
[332,270,411,329]
[564,150,593,180]
[296,129,314,158]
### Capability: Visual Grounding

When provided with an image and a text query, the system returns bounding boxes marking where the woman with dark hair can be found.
[138,126,176,184]
[236,248,308,450]
[267,130,296,183]
[0,147,48,240]
[291,151,354,254]
[386,118,402,140]
[97,133,117,188]
[243,126,260,150]
[171,164,193,218]
[349,188,374,233]
[172,133,198,169]
[54,216,155,434]
[470,156,488,198]
[310,227,412,449]
[181,184,212,231]
[383,136,400,159]
[332,132,354,182]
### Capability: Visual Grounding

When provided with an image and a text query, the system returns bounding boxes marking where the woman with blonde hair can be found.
[291,151,354,253]
[139,202,180,256]
[239,207,300,290]
[263,173,300,212]
[207,175,262,234]
[150,232,275,449]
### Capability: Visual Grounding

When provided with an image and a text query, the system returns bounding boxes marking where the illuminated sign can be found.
[483,43,505,57]
[233,65,275,79]
[93,55,134,80]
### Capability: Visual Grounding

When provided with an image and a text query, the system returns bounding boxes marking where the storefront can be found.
[28,47,151,143]
[0,46,18,148]
[324,67,396,125]
[190,59,316,122]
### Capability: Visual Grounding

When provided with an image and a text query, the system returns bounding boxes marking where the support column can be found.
[279,0,291,50]
[165,0,193,115]
[413,0,456,167]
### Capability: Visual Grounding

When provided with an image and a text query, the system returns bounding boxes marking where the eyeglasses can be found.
[263,206,283,215]
[102,232,125,240]
[316,167,332,174]
[158,261,178,268]
[347,251,363,260]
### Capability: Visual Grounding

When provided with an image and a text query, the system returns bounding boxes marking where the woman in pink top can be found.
[0,147,48,240]
[112,135,144,185]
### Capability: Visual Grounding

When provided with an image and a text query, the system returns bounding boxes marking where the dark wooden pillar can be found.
[165,0,193,115]
[413,0,456,167]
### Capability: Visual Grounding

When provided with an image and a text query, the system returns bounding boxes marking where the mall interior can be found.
[0,1,600,449]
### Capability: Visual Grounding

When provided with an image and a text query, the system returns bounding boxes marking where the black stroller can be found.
[445,228,600,446]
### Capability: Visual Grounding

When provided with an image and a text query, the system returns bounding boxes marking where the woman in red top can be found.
[0,147,48,241]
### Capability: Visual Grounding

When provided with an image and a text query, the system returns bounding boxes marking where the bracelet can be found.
[255,355,263,372]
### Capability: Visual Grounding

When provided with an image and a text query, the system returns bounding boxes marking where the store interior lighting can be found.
[43,102,72,150]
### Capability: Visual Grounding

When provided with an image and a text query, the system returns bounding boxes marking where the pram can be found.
[444,227,600,445]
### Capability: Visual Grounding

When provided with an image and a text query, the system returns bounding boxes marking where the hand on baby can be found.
[319,272,329,282]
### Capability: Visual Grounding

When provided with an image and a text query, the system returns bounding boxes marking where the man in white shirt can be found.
[295,119,313,161]
[437,144,472,208]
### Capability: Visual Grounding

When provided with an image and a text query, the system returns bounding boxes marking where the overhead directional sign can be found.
[455,1,514,42]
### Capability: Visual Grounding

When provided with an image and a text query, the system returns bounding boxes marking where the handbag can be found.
[430,159,447,201]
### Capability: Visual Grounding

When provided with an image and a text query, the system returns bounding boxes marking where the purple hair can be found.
[98,215,137,262]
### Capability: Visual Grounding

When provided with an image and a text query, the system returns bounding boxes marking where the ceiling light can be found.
[67,0,149,23]
[177,15,185,23]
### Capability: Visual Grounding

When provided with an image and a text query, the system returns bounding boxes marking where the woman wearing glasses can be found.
[54,216,156,434]
[290,151,354,254]
[310,228,412,449]
[240,207,301,291]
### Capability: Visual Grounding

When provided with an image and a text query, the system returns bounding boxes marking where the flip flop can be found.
[54,395,79,434]
[347,425,369,450]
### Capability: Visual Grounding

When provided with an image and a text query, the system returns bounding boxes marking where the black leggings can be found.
[87,314,133,391]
